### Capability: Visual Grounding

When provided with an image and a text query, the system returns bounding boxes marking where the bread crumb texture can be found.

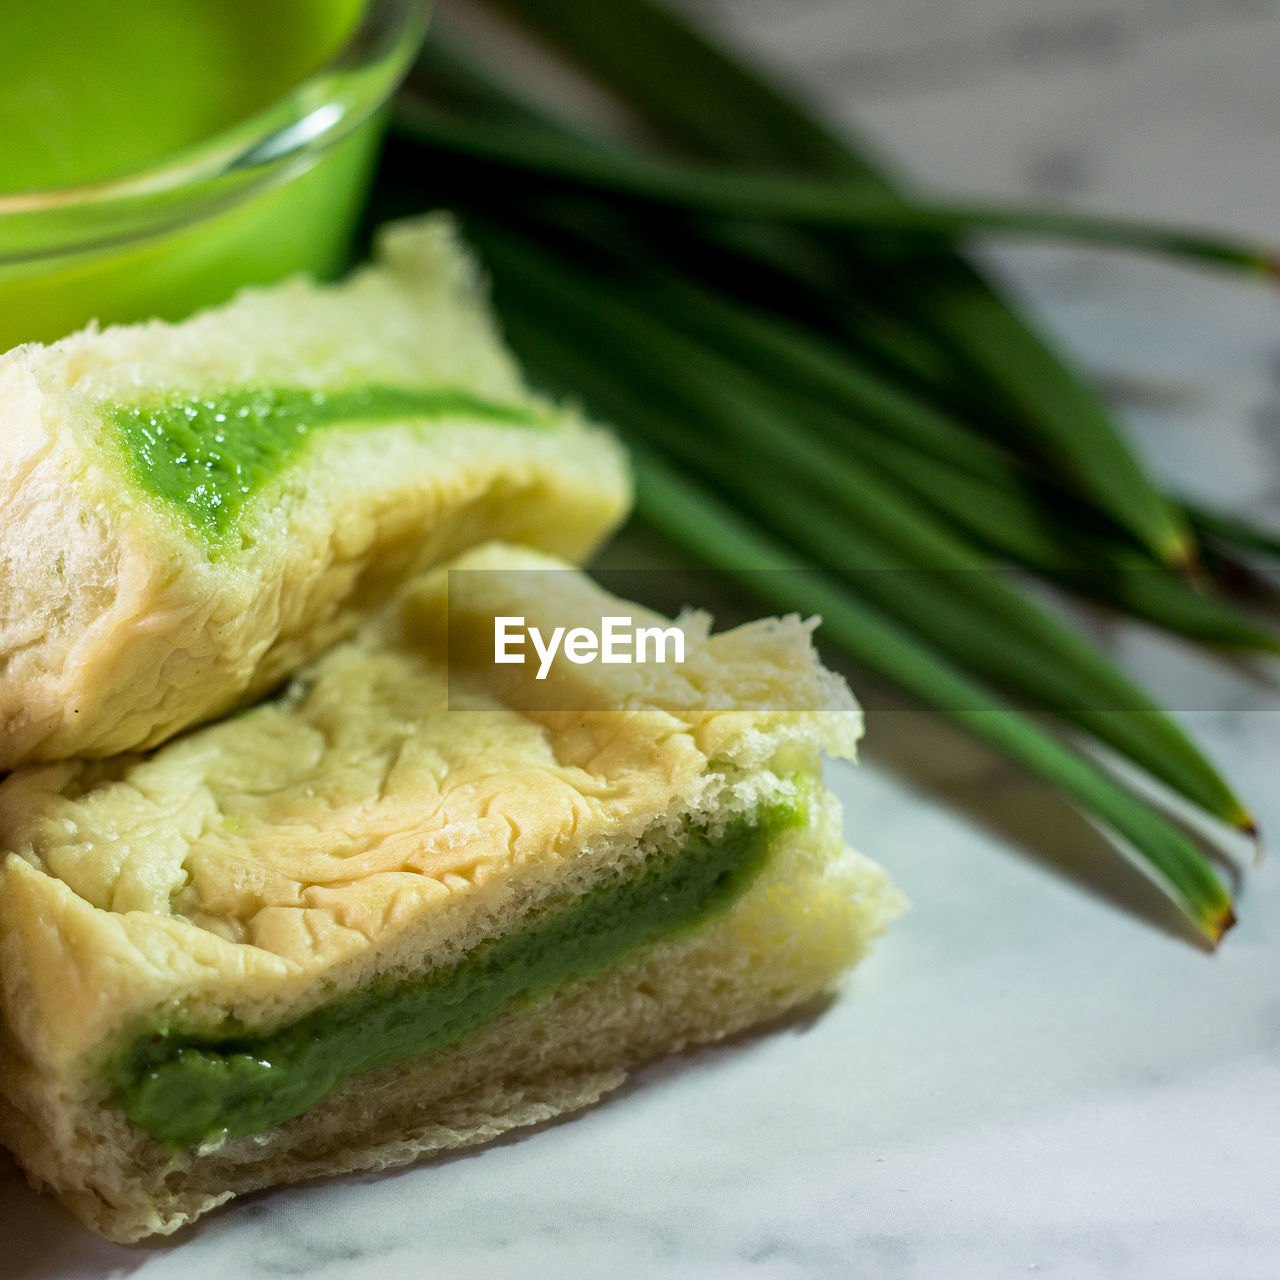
[0,216,630,769]
[0,544,902,1240]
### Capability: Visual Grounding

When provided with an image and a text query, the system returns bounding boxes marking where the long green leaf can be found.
[482,0,1196,566]
[514,226,1277,652]
[830,432,1280,651]
[395,100,1275,275]
[484,0,879,176]
[476,228,1251,829]
[502,303,1253,832]
[401,41,1011,471]
[1186,504,1280,563]
[545,244,1275,649]
[631,449,1234,943]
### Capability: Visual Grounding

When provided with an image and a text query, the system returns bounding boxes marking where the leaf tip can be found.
[1204,899,1237,946]
[1170,536,1204,579]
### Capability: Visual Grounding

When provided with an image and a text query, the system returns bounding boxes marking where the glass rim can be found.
[0,0,428,263]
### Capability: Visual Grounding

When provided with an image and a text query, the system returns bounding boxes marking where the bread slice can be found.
[0,216,629,770]
[0,543,902,1241]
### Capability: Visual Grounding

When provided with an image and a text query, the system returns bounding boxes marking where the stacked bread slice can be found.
[0,216,629,770]
[0,219,900,1241]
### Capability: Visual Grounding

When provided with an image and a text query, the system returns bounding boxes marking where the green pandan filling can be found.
[108,792,807,1150]
[107,385,548,543]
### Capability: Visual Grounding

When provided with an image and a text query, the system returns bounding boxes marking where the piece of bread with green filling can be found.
[0,542,902,1242]
[0,215,629,771]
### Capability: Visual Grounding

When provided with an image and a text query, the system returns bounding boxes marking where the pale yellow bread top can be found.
[0,544,860,1077]
[0,216,630,770]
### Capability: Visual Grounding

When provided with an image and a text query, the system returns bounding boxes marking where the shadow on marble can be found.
[0,1151,156,1279]
[857,690,1220,948]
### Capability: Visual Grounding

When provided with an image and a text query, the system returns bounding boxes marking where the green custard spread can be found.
[0,0,362,194]
[109,795,805,1149]
[108,385,547,544]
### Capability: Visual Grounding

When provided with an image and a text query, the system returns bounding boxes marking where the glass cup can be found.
[0,0,427,349]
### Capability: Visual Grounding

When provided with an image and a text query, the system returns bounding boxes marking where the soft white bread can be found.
[0,544,902,1241]
[0,216,630,770]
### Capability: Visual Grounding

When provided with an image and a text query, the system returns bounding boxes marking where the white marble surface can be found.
[7,1,1280,1275]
